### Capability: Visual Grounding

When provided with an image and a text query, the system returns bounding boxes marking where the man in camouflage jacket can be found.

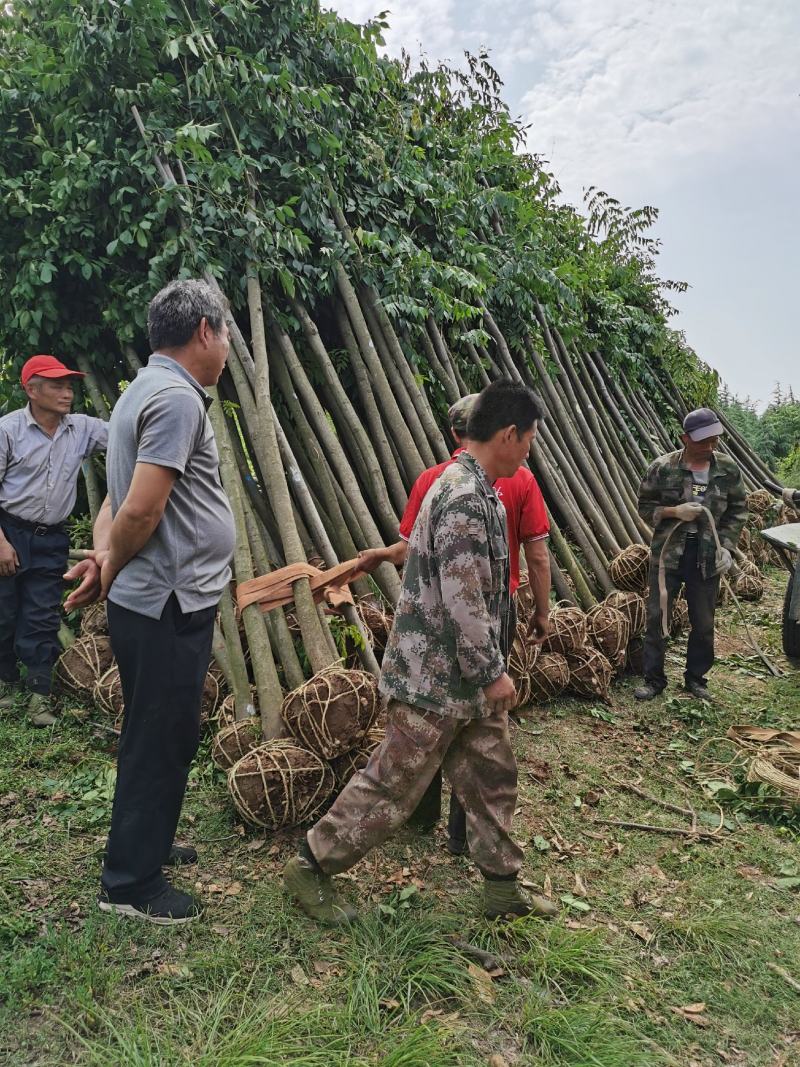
[284,381,557,925]
[636,407,747,702]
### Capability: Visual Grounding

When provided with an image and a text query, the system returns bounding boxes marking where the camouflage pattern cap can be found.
[448,394,478,436]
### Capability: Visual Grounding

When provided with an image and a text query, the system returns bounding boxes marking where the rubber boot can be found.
[684,678,711,701]
[27,693,57,727]
[633,682,664,702]
[483,877,559,920]
[283,856,358,926]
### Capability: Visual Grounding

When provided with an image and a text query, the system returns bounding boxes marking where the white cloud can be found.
[324,0,458,62]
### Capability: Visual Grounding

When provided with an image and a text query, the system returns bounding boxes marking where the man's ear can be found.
[197,316,210,347]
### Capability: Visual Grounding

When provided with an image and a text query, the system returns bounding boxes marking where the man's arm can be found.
[353,540,408,576]
[83,416,109,457]
[0,430,17,576]
[523,538,550,643]
[63,495,112,610]
[100,463,177,597]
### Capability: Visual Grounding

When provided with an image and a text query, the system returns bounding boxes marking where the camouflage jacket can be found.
[379,452,512,719]
[637,449,747,576]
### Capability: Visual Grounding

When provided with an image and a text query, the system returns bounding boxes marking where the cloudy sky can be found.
[327,0,799,407]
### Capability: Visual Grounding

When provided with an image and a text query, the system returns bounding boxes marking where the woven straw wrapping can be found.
[527,652,570,703]
[282,665,380,759]
[227,740,335,829]
[329,727,386,790]
[746,489,773,514]
[587,604,630,671]
[55,635,114,697]
[670,597,689,637]
[566,647,613,702]
[358,596,394,660]
[93,664,123,720]
[608,545,650,593]
[541,606,587,656]
[79,601,108,637]
[211,718,262,770]
[603,590,646,637]
[734,571,764,602]
[507,624,538,709]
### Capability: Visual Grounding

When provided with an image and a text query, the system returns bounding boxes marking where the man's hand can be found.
[670,502,703,522]
[353,547,387,577]
[0,540,19,577]
[63,550,108,611]
[715,547,733,575]
[528,610,549,645]
[482,672,516,715]
[100,555,120,601]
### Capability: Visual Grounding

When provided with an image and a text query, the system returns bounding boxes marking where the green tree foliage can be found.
[720,385,800,472]
[0,0,707,414]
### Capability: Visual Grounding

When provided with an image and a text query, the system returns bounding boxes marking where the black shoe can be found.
[684,679,711,701]
[447,837,469,856]
[98,885,201,926]
[165,844,198,866]
[633,683,664,701]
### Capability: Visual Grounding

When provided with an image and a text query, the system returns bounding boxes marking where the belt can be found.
[0,508,66,537]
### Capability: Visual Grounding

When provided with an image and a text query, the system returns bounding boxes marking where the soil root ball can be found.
[587,604,630,670]
[93,664,124,720]
[55,635,114,697]
[603,590,646,637]
[199,672,221,732]
[329,728,385,790]
[670,597,689,637]
[566,647,613,702]
[212,718,262,770]
[282,665,380,759]
[734,571,765,602]
[608,545,650,594]
[746,489,772,514]
[527,652,570,703]
[541,606,587,656]
[227,740,334,829]
[79,601,108,637]
[508,624,538,709]
[357,596,394,660]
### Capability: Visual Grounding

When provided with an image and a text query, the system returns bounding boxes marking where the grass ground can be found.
[1,571,798,1066]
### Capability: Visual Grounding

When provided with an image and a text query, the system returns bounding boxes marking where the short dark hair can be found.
[147,279,227,350]
[466,380,545,442]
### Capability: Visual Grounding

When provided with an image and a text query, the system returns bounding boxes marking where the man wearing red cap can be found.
[0,356,108,724]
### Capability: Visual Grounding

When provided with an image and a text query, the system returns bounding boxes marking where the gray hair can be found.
[147,279,227,351]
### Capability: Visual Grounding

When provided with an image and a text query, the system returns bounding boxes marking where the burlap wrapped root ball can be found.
[227,740,335,830]
[566,647,613,702]
[329,727,385,790]
[93,664,124,722]
[507,624,537,709]
[358,596,394,661]
[608,545,650,594]
[55,635,114,698]
[734,561,765,602]
[586,604,630,673]
[527,652,570,703]
[670,597,689,637]
[282,665,380,759]
[603,590,646,637]
[79,601,108,637]
[542,606,587,656]
[212,717,262,770]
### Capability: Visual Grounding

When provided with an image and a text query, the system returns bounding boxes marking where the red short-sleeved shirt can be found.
[398,449,549,593]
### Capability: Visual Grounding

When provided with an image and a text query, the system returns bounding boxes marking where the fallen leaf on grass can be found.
[246,838,265,852]
[157,963,192,978]
[669,1004,711,1027]
[467,962,496,1004]
[488,1056,510,1067]
[290,965,309,987]
[379,997,401,1011]
[624,921,654,944]
[573,872,588,898]
[211,924,231,938]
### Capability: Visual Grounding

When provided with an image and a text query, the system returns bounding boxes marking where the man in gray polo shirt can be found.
[76,279,235,925]
[0,355,107,725]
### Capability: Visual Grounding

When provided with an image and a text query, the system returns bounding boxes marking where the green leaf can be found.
[560,894,591,913]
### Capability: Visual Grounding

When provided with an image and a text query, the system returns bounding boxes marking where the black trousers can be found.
[0,519,68,695]
[102,594,216,901]
[642,540,720,691]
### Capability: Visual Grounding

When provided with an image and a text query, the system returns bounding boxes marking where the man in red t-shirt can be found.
[356,393,551,851]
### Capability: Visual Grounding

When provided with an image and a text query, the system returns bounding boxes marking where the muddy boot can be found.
[633,682,664,702]
[27,693,57,727]
[684,678,711,701]
[483,877,559,920]
[283,855,358,926]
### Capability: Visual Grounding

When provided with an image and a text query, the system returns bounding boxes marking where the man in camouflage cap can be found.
[636,407,746,702]
[284,380,556,924]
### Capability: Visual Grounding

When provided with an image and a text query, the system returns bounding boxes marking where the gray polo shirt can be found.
[0,405,108,525]
[106,354,236,620]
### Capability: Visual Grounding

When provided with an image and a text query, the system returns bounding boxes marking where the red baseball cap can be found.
[21,355,86,387]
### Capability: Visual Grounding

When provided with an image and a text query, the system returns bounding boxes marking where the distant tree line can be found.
[720,384,800,485]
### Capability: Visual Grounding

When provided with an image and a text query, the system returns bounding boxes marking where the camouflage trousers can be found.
[307,699,523,879]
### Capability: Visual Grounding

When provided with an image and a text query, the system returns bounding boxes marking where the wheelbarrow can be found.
[761,481,800,659]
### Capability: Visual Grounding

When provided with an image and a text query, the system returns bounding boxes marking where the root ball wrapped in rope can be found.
[670,597,689,637]
[734,570,765,602]
[508,624,537,709]
[55,635,114,697]
[227,740,335,830]
[608,545,650,593]
[566,647,613,702]
[541,605,587,656]
[282,665,380,759]
[587,604,630,670]
[211,718,262,770]
[199,672,221,731]
[746,489,773,514]
[79,601,108,637]
[93,664,124,721]
[357,596,394,661]
[527,651,570,703]
[329,727,385,789]
[603,590,646,637]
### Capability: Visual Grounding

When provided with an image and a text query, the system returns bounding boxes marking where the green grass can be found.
[1,573,799,1065]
